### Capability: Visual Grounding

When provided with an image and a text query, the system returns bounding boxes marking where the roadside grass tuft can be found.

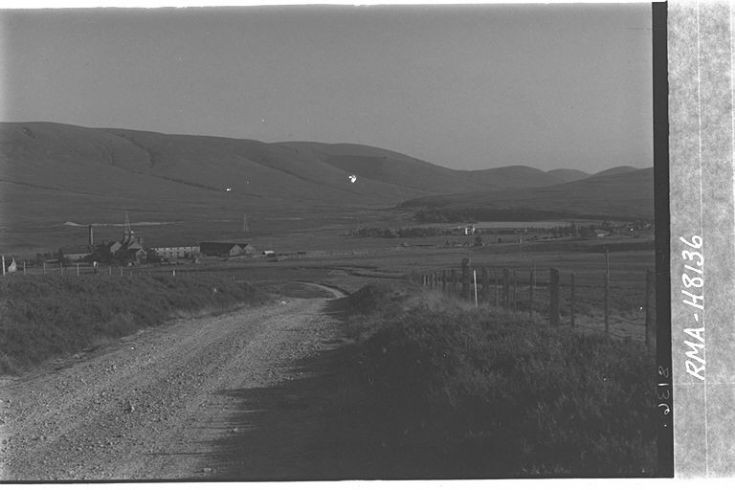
[344,283,657,477]
[0,273,267,375]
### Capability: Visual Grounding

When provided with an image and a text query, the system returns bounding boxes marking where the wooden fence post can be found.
[503,268,510,308]
[43,262,46,275]
[570,273,576,328]
[76,264,80,276]
[461,259,470,301]
[645,269,656,352]
[549,268,560,327]
[494,269,499,306]
[529,269,534,317]
[108,266,112,276]
[473,269,478,306]
[604,271,610,335]
[23,261,26,275]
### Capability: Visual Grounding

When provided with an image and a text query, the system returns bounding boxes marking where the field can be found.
[9,218,655,334]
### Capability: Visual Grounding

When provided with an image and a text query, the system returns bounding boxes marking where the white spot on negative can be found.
[348,174,357,183]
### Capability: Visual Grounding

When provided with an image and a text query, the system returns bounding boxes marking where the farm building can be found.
[199,242,256,257]
[89,228,146,265]
[153,246,200,259]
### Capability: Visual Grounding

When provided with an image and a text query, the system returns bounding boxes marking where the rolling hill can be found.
[400,167,654,221]
[0,121,649,252]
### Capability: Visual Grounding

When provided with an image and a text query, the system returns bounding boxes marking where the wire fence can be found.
[412,260,656,352]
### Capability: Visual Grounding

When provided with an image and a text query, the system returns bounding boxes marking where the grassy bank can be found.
[343,284,657,477]
[0,273,267,375]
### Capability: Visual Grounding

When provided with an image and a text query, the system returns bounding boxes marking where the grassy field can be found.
[0,273,268,375]
[334,283,658,477]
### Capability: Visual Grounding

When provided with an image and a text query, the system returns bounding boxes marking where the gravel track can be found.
[0,284,344,481]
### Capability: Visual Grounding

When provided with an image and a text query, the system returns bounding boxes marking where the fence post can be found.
[23,261,26,275]
[461,259,470,301]
[645,269,656,352]
[43,262,46,275]
[549,268,560,327]
[76,264,80,276]
[604,248,610,335]
[473,269,478,307]
[172,269,176,277]
[529,269,534,317]
[604,271,610,335]
[570,273,576,328]
[512,269,518,312]
[60,262,63,275]
[108,266,112,276]
[503,268,510,308]
[1,255,4,276]
[494,269,499,306]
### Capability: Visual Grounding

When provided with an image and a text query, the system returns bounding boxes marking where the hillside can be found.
[0,121,648,252]
[401,167,654,221]
[547,168,590,182]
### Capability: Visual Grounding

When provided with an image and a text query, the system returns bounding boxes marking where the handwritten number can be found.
[682,273,704,288]
[679,235,703,249]
[682,250,704,267]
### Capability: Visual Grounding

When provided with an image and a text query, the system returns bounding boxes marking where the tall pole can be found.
[1,255,5,276]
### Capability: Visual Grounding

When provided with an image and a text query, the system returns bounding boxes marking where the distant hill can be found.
[547,168,590,182]
[401,167,654,221]
[281,142,570,192]
[592,165,643,177]
[0,121,651,251]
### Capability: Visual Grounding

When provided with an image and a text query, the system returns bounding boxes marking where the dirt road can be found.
[0,283,346,481]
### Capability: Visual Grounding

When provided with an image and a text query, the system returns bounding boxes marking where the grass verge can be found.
[0,273,267,375]
[343,284,658,477]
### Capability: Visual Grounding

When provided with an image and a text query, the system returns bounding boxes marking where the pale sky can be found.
[0,4,653,172]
